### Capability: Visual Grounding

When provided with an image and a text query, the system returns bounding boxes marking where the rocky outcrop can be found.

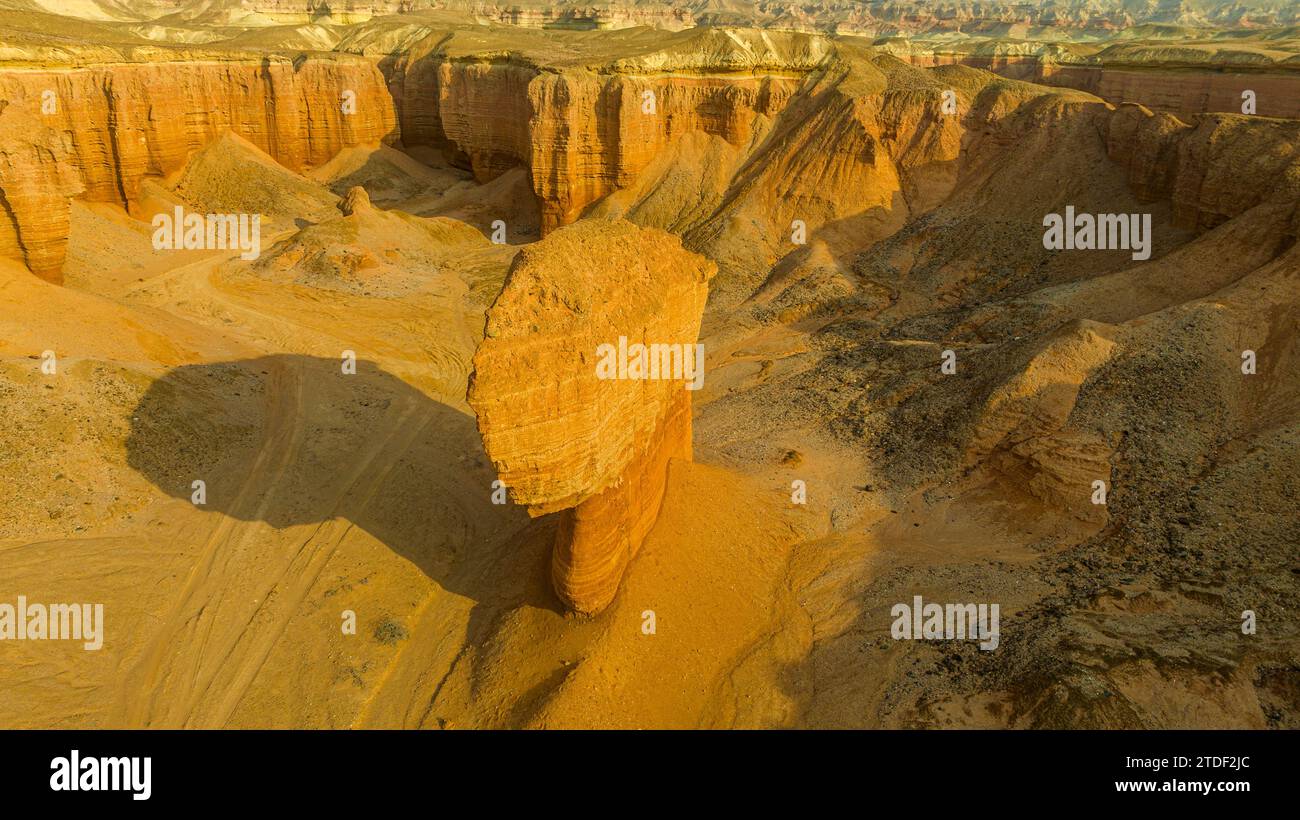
[525,71,800,232]
[0,104,82,283]
[432,61,536,184]
[968,320,1118,523]
[383,29,819,234]
[339,184,372,215]
[0,55,395,280]
[467,219,715,614]
[396,61,805,232]
[1105,104,1300,235]
[5,13,1298,286]
[890,45,1300,120]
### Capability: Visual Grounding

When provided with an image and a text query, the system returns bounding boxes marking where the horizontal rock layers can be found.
[526,72,799,233]
[0,56,396,280]
[381,44,1300,255]
[467,218,715,614]
[1052,66,1300,122]
[386,55,802,233]
[896,52,1300,120]
[0,41,805,279]
[5,28,1298,286]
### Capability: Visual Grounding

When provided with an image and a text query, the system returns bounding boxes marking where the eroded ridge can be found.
[467,218,715,614]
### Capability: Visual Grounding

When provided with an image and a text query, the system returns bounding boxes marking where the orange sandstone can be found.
[0,56,396,280]
[467,218,715,614]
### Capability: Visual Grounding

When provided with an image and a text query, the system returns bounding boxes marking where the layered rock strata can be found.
[0,56,395,280]
[5,22,1299,285]
[380,29,817,234]
[892,48,1300,120]
[467,219,715,614]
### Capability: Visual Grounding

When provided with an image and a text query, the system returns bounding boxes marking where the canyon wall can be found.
[898,53,1300,120]
[467,219,714,614]
[1105,103,1300,235]
[0,40,808,281]
[0,55,396,280]
[5,30,1299,284]
[1049,66,1300,122]
[385,51,804,232]
[525,71,799,232]
[267,0,1300,34]
[356,41,1300,255]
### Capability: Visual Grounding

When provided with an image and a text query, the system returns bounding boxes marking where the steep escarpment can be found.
[0,54,395,279]
[4,18,1295,299]
[467,219,714,614]
[888,41,1300,120]
[0,23,831,280]
[387,55,805,232]
[571,52,1300,314]
[526,70,801,232]
[384,50,536,184]
[379,27,826,233]
[1050,65,1300,121]
[381,41,972,302]
[92,1,1300,35]
[1105,104,1300,234]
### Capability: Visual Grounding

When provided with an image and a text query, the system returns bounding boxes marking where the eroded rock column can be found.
[467,218,715,614]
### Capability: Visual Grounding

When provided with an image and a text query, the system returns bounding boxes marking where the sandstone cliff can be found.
[379,27,823,233]
[467,219,715,614]
[59,1,1300,34]
[4,12,1299,287]
[887,40,1300,120]
[0,54,395,280]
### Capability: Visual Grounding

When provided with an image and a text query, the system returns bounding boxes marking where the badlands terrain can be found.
[0,1,1297,728]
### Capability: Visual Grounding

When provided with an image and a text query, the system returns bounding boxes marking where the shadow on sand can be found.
[123,353,559,614]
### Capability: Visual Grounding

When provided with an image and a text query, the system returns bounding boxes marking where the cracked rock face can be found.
[468,218,715,613]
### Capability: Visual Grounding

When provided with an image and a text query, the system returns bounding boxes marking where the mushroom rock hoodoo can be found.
[467,218,715,614]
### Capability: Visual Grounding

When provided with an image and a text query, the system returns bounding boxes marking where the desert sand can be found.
[0,1,1296,729]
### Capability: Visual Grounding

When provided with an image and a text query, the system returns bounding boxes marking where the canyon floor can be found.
[0,5,1298,729]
